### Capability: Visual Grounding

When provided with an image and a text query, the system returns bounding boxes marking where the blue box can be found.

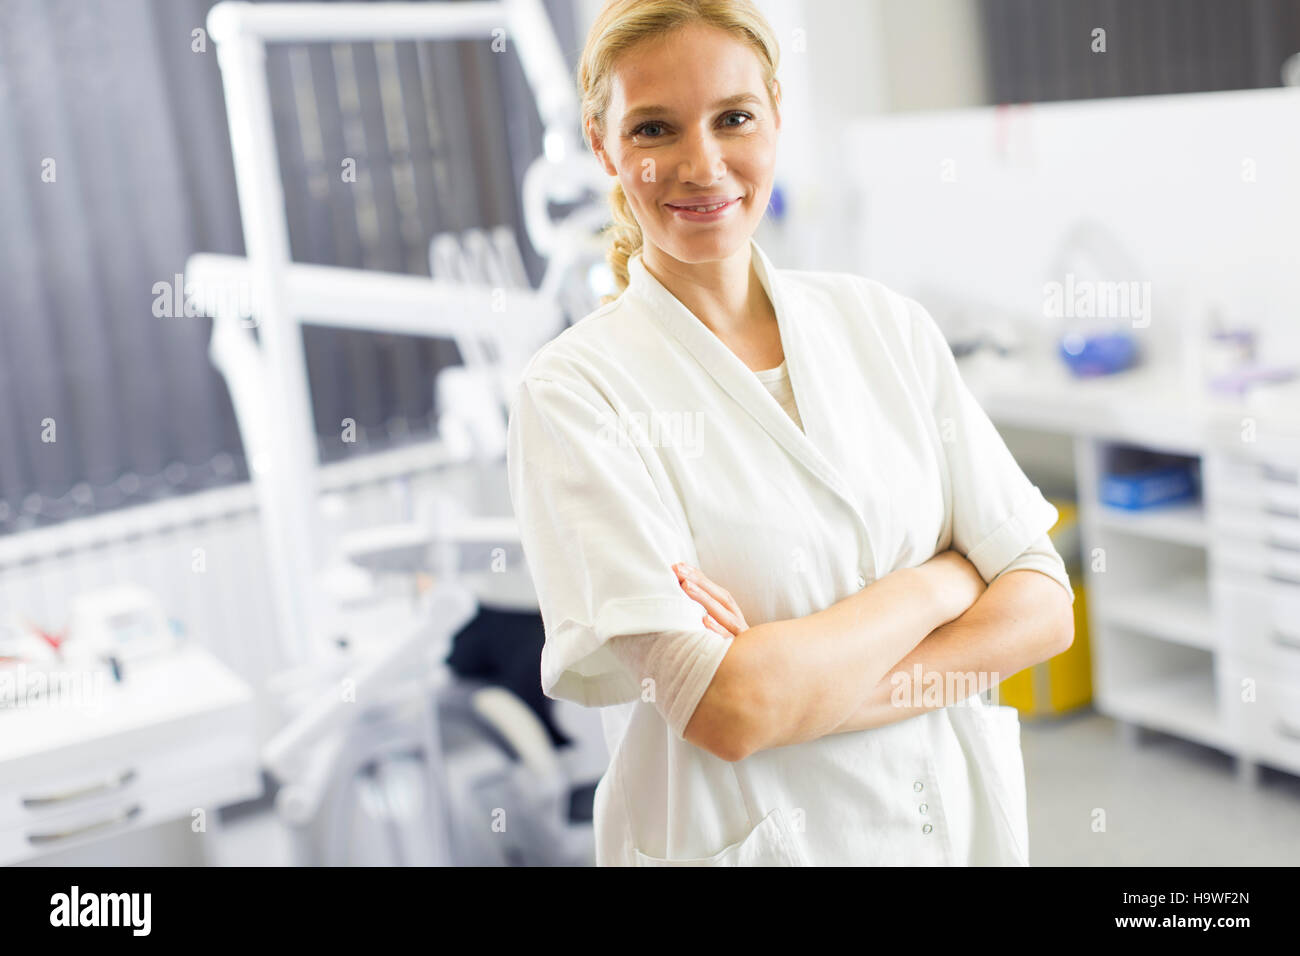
[1099,463,1197,510]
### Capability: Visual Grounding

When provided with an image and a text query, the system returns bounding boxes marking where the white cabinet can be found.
[1075,433,1300,779]
[965,354,1300,782]
[0,646,261,865]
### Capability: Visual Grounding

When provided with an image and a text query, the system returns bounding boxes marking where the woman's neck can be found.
[641,241,776,344]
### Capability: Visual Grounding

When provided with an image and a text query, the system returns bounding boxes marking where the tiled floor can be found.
[1022,706,1300,866]
[207,706,1300,866]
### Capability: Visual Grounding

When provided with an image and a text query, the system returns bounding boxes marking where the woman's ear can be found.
[586,118,618,176]
[771,78,782,131]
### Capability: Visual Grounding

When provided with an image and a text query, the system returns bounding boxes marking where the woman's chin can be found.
[659,223,752,262]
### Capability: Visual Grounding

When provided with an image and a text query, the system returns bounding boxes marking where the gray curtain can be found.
[0,0,582,536]
[979,0,1300,103]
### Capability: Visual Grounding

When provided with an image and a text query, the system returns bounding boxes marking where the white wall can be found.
[845,87,1300,348]
[760,0,991,271]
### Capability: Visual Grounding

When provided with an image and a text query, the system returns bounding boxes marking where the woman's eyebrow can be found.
[623,92,763,124]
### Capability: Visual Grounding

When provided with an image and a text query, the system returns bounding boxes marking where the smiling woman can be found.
[507,0,1075,868]
[578,1,782,319]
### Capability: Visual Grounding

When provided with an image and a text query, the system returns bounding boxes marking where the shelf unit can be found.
[1074,434,1300,783]
[1100,574,1214,651]
[1092,500,1208,548]
[1099,666,1228,751]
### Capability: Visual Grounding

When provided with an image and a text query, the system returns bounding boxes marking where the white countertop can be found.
[0,644,255,765]
[961,352,1300,453]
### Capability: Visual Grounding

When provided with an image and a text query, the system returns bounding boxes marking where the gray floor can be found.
[211,798,294,867]
[207,706,1300,866]
[1022,706,1300,866]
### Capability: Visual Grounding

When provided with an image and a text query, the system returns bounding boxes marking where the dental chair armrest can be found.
[466,686,562,784]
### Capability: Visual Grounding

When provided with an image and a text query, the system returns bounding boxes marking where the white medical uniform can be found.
[506,237,1074,866]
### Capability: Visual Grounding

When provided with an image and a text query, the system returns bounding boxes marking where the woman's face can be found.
[589,22,781,267]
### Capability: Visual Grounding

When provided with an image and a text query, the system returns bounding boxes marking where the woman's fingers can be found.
[674,563,748,634]
[683,578,733,628]
[674,563,730,607]
[702,613,731,637]
[677,564,744,620]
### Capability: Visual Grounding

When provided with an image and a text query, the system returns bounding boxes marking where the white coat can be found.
[506,237,1069,866]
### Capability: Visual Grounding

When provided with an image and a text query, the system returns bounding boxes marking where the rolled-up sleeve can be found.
[506,374,730,713]
[904,297,1061,583]
[605,630,734,741]
[996,533,1075,604]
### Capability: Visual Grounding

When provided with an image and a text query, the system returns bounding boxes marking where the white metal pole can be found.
[207,1,506,42]
[212,25,322,667]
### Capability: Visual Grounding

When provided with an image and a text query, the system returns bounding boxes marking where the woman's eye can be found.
[630,112,754,139]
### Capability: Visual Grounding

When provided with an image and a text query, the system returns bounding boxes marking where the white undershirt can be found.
[752,360,804,432]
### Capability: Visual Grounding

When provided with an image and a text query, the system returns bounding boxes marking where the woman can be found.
[507,0,1075,866]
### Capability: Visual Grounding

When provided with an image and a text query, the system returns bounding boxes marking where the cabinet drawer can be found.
[1224,668,1300,776]
[0,729,254,832]
[1214,577,1300,673]
[1209,454,1300,583]
[1206,456,1300,512]
[1211,511,1300,550]
[0,763,260,866]
[1213,541,1300,585]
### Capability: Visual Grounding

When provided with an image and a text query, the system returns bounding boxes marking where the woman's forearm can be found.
[693,564,960,761]
[827,569,1074,735]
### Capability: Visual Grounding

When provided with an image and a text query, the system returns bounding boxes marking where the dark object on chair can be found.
[445,604,573,749]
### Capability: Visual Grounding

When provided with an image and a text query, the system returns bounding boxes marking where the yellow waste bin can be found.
[996,499,1092,717]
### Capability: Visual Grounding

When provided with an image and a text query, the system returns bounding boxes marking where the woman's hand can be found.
[673,563,749,637]
[917,549,987,623]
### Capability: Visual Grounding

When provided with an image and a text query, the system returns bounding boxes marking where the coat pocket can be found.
[973,702,1030,865]
[632,808,808,867]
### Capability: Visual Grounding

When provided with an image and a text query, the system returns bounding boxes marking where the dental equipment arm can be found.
[261,580,477,787]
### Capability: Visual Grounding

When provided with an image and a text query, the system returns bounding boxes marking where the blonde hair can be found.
[577,0,781,304]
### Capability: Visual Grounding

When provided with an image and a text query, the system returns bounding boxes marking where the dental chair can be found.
[268,474,602,867]
[264,580,598,867]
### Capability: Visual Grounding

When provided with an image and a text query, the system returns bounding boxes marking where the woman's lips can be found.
[665,197,741,221]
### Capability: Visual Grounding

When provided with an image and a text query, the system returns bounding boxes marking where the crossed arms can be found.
[674,551,1074,762]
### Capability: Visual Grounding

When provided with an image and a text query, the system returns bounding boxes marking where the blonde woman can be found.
[507,0,1074,866]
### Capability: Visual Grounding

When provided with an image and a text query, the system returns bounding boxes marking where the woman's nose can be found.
[675,129,726,185]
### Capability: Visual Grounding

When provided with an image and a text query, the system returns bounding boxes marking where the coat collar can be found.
[625,238,875,575]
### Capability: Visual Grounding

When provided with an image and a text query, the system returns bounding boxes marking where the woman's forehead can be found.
[609,28,767,115]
